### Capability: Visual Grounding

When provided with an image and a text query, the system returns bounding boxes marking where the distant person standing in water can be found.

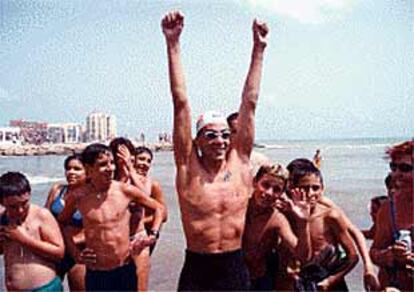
[313,149,322,169]
[162,10,269,290]
[0,172,65,291]
[45,154,87,291]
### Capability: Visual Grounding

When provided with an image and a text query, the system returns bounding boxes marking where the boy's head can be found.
[287,158,324,207]
[81,143,115,186]
[369,195,388,222]
[253,164,288,208]
[134,146,153,176]
[0,172,31,224]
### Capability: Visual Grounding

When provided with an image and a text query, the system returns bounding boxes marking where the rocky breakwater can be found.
[0,142,173,156]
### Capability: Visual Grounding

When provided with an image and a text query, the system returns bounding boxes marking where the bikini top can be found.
[50,185,83,228]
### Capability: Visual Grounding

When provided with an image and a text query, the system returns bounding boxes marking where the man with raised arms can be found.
[59,143,166,291]
[161,10,268,290]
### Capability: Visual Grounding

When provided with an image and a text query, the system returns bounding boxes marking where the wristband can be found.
[148,229,160,240]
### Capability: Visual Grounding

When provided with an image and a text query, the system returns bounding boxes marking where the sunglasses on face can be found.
[389,162,414,173]
[202,130,231,141]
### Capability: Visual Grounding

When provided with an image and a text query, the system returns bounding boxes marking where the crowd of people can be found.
[0,10,413,292]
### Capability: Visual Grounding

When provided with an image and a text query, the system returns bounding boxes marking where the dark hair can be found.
[0,172,31,198]
[136,146,153,160]
[384,174,393,190]
[287,158,324,187]
[64,153,83,170]
[81,143,111,165]
[226,112,239,125]
[371,195,388,208]
[109,137,136,157]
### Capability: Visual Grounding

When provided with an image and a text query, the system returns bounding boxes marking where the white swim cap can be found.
[196,110,228,134]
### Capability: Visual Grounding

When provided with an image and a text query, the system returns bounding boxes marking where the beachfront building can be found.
[86,112,117,142]
[9,120,48,145]
[0,127,22,146]
[47,123,83,144]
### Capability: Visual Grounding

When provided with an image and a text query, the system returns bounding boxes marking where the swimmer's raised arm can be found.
[234,19,268,161]
[161,11,192,174]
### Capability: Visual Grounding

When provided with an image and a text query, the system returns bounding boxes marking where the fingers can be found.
[161,10,184,29]
[80,248,97,264]
[253,19,269,37]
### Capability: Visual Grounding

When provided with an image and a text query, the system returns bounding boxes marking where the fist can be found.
[252,19,269,48]
[161,11,184,41]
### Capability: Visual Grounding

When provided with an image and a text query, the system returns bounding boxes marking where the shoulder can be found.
[49,183,64,197]
[32,204,55,222]
[270,209,289,229]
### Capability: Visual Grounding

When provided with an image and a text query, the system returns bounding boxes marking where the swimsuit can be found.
[26,276,63,292]
[85,262,137,291]
[50,185,83,277]
[178,249,250,291]
[50,186,83,228]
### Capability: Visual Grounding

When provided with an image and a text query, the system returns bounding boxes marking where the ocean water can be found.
[0,137,408,291]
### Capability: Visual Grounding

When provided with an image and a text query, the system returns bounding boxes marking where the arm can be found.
[125,184,166,234]
[57,190,77,225]
[6,208,64,262]
[276,212,311,262]
[320,211,359,290]
[320,195,379,289]
[370,203,409,269]
[233,20,268,160]
[161,11,192,171]
[44,183,61,209]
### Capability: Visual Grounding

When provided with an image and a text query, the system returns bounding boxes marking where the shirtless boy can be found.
[287,158,380,291]
[161,10,268,290]
[283,160,359,291]
[243,164,311,290]
[0,172,65,291]
[59,143,166,291]
[370,140,414,291]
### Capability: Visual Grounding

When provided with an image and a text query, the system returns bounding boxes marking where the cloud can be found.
[243,0,356,23]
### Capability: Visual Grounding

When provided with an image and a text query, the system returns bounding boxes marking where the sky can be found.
[0,0,413,141]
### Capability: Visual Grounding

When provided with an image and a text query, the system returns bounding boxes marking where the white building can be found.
[0,127,22,146]
[86,112,117,142]
[47,123,83,144]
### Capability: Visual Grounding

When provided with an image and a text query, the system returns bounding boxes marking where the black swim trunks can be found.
[85,262,137,291]
[178,249,250,291]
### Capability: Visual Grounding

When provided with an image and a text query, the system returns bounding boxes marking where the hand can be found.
[3,225,30,244]
[317,278,331,291]
[391,241,411,266]
[161,11,184,42]
[78,248,97,265]
[284,188,311,221]
[363,270,380,291]
[252,19,269,49]
[129,231,155,256]
[117,145,133,170]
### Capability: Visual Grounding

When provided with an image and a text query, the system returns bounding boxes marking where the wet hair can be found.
[81,143,111,166]
[370,195,388,209]
[109,137,136,157]
[0,172,31,198]
[226,112,239,125]
[64,153,83,170]
[287,158,324,187]
[386,140,414,160]
[255,164,288,182]
[136,146,153,160]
